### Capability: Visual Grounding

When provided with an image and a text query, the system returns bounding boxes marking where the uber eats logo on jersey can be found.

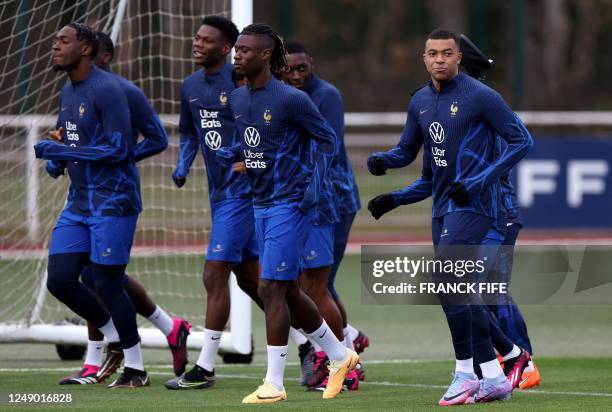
[199,109,222,128]
[243,127,266,169]
[65,121,79,146]
[205,130,222,150]
[428,122,447,167]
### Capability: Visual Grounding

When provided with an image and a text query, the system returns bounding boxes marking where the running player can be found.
[35,23,147,388]
[217,23,359,403]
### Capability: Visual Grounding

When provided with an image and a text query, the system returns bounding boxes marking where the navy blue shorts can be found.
[207,198,258,263]
[49,209,138,265]
[302,224,334,270]
[255,203,314,281]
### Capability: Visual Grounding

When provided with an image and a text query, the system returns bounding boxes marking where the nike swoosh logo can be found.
[234,114,242,119]
[280,353,287,357]
[444,388,470,401]
[102,252,112,256]
[440,234,449,237]
[319,329,327,339]
[257,395,283,400]
[61,107,67,111]
[420,108,428,115]
[306,255,317,261]
[211,336,221,340]
[189,98,198,102]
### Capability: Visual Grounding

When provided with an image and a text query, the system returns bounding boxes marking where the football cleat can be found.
[164,365,215,390]
[503,348,531,389]
[519,360,542,389]
[166,317,191,376]
[298,341,314,386]
[475,376,512,403]
[303,351,328,388]
[107,367,150,389]
[352,331,370,354]
[59,364,100,385]
[355,362,366,381]
[322,349,360,399]
[242,380,287,404]
[97,342,123,383]
[438,372,479,406]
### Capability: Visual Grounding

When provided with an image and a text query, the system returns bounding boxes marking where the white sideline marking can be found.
[2,366,612,398]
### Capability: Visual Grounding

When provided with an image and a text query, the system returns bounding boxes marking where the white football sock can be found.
[289,327,308,346]
[455,358,475,374]
[123,342,144,371]
[196,329,222,372]
[346,324,359,341]
[480,358,504,380]
[98,318,120,343]
[502,345,521,361]
[306,321,346,362]
[343,326,355,350]
[147,305,174,336]
[84,340,104,367]
[523,359,535,372]
[265,345,288,391]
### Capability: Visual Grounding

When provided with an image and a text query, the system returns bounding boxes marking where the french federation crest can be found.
[450,101,458,116]
[219,92,227,105]
[263,109,272,124]
[79,103,85,117]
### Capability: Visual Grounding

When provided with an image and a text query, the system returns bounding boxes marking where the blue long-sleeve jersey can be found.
[174,63,251,203]
[47,70,168,177]
[304,75,360,220]
[392,72,533,219]
[35,65,140,217]
[222,76,336,208]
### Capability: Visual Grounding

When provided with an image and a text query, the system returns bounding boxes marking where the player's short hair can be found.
[67,22,98,58]
[284,41,308,55]
[241,23,288,77]
[202,15,239,45]
[426,28,459,46]
[96,32,114,57]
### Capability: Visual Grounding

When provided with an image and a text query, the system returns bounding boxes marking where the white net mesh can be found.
[0,0,231,330]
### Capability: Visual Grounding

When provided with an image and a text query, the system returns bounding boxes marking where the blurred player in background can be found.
[217,23,359,403]
[46,31,190,385]
[367,29,533,404]
[35,23,147,388]
[283,41,364,390]
[164,16,264,391]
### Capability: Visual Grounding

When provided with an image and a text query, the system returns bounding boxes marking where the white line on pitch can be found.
[2,368,612,398]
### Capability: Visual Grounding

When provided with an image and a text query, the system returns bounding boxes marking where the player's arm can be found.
[216,140,243,167]
[368,148,433,219]
[318,89,344,150]
[172,86,199,187]
[129,88,168,162]
[368,101,423,175]
[45,104,67,177]
[34,82,132,163]
[458,91,533,199]
[293,92,337,213]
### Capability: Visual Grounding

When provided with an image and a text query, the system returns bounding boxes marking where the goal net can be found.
[0,0,252,355]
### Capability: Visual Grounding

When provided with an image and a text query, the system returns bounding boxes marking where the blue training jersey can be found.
[392,71,533,219]
[304,75,360,219]
[221,76,336,209]
[36,65,140,217]
[174,63,251,204]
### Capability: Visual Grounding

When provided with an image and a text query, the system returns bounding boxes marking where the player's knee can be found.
[46,254,86,298]
[80,264,94,289]
[203,261,231,292]
[257,281,285,304]
[90,263,126,302]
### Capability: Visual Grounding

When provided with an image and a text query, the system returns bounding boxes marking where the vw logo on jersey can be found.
[204,130,222,150]
[244,127,260,147]
[428,122,445,144]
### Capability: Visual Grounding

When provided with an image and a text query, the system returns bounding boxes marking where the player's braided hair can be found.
[241,23,288,77]
[67,22,98,58]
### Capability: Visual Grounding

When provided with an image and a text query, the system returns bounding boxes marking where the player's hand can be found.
[172,170,186,188]
[447,182,470,207]
[46,160,65,178]
[367,155,387,176]
[47,127,64,142]
[368,193,396,220]
[233,161,246,174]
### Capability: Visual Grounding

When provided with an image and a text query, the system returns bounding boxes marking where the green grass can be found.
[1,255,612,409]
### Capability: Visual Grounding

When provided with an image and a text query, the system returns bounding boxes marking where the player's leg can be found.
[243,204,358,403]
[88,214,148,389]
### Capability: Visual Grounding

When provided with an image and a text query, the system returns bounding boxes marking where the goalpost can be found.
[0,0,254,358]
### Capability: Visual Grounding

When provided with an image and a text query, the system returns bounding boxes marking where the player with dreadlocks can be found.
[217,23,359,403]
